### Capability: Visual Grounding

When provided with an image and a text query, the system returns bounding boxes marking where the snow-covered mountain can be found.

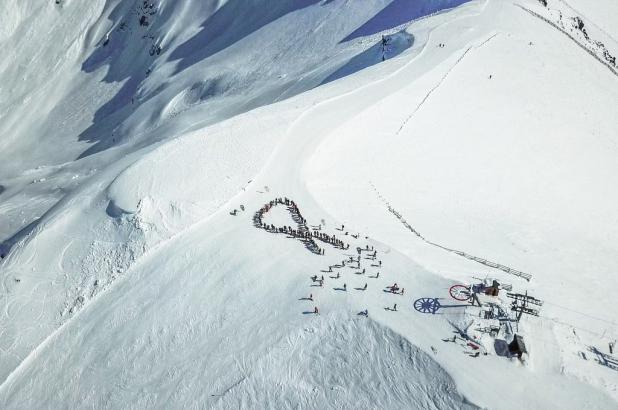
[1,0,617,408]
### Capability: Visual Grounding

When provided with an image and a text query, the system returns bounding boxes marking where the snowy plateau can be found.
[0,0,617,409]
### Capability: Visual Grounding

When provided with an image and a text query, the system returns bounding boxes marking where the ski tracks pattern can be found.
[396,32,500,135]
[371,182,533,281]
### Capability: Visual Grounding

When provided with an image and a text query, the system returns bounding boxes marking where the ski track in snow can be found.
[396,32,499,135]
[371,183,533,281]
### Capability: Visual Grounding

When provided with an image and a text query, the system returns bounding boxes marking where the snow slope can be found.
[1,0,617,408]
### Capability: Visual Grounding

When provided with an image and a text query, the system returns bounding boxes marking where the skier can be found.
[319,280,324,287]
[378,260,382,267]
[362,283,367,291]
[393,303,397,311]
[343,283,347,291]
[314,307,319,314]
[309,294,313,301]
[375,272,380,279]
[311,275,318,282]
[400,288,404,296]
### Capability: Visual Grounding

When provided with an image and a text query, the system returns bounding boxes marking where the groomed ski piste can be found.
[1,0,617,408]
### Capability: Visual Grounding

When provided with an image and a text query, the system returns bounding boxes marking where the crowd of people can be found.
[250,199,405,316]
[300,240,405,316]
[253,198,349,254]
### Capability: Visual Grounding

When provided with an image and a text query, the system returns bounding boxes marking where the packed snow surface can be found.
[1,0,617,409]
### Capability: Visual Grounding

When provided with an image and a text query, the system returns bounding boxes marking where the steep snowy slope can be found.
[1,0,445,251]
[1,0,617,409]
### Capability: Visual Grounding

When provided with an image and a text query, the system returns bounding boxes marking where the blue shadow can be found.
[321,31,413,85]
[341,0,472,43]
[168,0,322,75]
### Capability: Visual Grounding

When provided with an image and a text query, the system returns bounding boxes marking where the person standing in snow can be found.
[343,283,347,291]
[314,307,319,314]
[393,303,397,311]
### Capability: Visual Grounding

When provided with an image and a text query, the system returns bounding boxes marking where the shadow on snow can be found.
[341,0,472,43]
